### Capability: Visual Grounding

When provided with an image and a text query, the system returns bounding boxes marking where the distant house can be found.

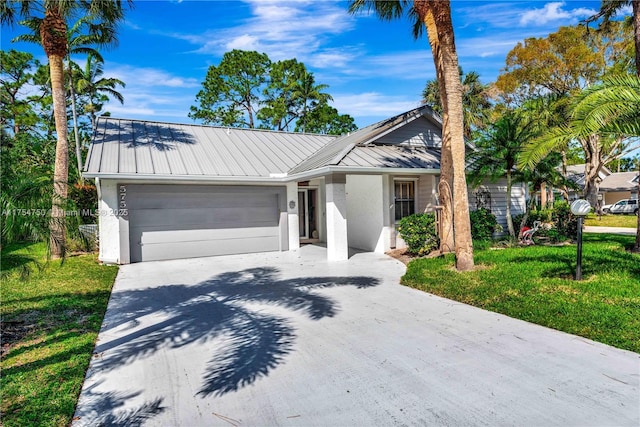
[555,164,638,205]
[599,171,639,204]
[84,106,525,264]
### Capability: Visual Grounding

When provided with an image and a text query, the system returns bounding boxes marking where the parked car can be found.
[602,199,638,215]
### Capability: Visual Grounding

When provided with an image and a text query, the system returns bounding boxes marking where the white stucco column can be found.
[96,178,122,264]
[326,173,348,261]
[286,181,300,251]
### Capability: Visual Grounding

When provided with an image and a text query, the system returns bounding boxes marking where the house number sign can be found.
[118,185,129,217]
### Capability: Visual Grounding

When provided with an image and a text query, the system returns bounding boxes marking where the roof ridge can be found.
[95,116,336,138]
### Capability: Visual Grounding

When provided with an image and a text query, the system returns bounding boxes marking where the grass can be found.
[585,213,638,228]
[402,234,640,353]
[1,242,118,427]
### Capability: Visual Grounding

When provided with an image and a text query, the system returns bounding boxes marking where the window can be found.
[395,181,415,221]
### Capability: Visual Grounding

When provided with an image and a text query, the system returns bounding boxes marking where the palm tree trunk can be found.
[422,0,474,270]
[49,54,69,258]
[418,2,455,255]
[68,58,84,184]
[633,0,639,75]
[41,7,69,258]
[633,0,640,251]
[506,170,515,238]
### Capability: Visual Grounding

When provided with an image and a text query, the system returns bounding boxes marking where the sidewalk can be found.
[584,225,636,235]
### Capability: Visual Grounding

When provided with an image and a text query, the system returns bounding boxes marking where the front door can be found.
[298,188,317,240]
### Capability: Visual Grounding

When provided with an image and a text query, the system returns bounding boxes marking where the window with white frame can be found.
[395,181,415,221]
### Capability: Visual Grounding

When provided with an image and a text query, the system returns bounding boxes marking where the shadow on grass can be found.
[509,240,640,280]
[88,267,379,400]
[0,243,47,280]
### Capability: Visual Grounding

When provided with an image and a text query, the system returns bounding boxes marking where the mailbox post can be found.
[570,199,591,280]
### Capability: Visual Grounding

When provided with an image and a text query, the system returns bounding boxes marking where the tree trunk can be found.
[49,54,69,259]
[560,149,570,202]
[42,7,69,259]
[540,182,547,209]
[419,2,455,255]
[506,170,515,238]
[635,173,640,252]
[633,0,639,75]
[633,0,640,251]
[68,59,84,184]
[583,135,602,208]
[430,1,474,270]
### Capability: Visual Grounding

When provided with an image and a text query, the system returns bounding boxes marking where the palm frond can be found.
[518,125,573,170]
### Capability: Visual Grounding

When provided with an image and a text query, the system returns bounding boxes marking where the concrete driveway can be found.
[74,245,639,426]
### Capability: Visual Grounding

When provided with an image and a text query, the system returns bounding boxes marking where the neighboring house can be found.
[551,163,638,206]
[84,106,525,264]
[599,171,639,204]
[564,164,611,201]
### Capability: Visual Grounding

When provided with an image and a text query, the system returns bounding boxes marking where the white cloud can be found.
[225,34,260,51]
[107,64,200,89]
[520,2,596,26]
[155,1,356,69]
[332,92,420,117]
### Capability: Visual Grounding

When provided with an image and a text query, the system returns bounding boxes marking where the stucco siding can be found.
[97,179,121,264]
[346,175,387,253]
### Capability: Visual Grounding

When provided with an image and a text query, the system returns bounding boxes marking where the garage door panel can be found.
[129,206,279,229]
[138,235,280,261]
[134,226,279,245]
[126,184,286,262]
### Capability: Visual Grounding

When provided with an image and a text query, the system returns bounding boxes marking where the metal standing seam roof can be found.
[287,105,440,175]
[338,145,440,169]
[84,117,335,178]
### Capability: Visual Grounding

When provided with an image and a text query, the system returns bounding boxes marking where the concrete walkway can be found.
[74,246,639,426]
[585,225,637,235]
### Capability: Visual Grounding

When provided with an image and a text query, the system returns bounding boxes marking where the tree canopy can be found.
[190,50,355,135]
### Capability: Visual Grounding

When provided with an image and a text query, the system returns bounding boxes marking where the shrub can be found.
[469,208,500,240]
[551,201,578,241]
[397,213,439,256]
[69,183,98,225]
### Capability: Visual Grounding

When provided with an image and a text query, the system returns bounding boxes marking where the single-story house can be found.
[562,164,639,205]
[599,171,639,204]
[84,106,524,264]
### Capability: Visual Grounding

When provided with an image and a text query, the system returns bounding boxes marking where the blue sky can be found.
[2,0,625,129]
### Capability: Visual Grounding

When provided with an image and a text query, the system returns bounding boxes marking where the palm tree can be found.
[12,15,114,183]
[1,1,130,258]
[520,73,640,250]
[292,70,332,133]
[349,0,474,270]
[468,110,541,238]
[422,68,492,139]
[520,74,640,206]
[75,53,125,130]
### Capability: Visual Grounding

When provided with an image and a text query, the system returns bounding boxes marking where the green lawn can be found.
[1,242,118,427]
[585,213,638,228]
[402,234,640,353]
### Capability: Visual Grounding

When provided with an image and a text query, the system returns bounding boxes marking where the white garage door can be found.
[126,184,286,262]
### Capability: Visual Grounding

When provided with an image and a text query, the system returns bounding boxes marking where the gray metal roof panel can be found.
[339,146,440,169]
[86,117,335,178]
[288,105,437,174]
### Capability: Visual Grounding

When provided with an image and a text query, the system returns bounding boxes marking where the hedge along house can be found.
[84,106,524,264]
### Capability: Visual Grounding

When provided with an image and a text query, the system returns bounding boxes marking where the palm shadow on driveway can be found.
[90,267,379,399]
